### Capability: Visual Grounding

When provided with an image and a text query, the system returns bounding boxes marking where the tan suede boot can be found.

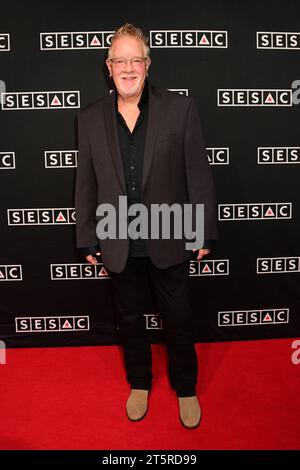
[178,396,201,429]
[126,389,149,421]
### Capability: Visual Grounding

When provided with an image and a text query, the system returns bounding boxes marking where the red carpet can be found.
[0,339,299,450]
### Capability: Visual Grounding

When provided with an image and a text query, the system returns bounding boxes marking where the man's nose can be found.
[124,59,134,71]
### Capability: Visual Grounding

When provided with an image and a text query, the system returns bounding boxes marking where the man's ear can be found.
[106,59,112,78]
[146,58,151,76]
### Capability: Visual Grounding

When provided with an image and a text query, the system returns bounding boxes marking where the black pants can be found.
[107,256,198,397]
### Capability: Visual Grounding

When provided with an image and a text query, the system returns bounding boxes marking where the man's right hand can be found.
[85,252,101,265]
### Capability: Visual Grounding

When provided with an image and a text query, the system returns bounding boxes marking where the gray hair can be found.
[108,23,150,58]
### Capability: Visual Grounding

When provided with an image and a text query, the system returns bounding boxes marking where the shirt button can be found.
[132,187,136,191]
[130,165,134,170]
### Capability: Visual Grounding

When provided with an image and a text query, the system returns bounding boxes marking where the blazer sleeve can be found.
[75,111,100,250]
[184,97,218,241]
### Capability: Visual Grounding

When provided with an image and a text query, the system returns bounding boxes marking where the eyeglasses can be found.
[109,57,148,67]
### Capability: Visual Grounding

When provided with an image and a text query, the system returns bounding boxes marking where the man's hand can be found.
[85,252,101,265]
[192,248,211,260]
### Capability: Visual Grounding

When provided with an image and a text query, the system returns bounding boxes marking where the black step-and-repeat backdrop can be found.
[1,0,299,347]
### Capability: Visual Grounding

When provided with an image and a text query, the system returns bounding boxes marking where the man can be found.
[75,24,218,429]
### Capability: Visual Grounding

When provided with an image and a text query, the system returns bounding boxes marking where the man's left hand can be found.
[192,248,211,260]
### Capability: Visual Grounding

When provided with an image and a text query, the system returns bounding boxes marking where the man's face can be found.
[106,36,151,99]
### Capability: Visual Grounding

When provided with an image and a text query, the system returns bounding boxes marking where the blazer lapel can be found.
[103,92,126,194]
[142,83,161,193]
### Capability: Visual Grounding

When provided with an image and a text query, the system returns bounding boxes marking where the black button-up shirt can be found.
[115,80,149,257]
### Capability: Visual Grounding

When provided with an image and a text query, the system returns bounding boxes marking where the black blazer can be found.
[75,82,218,273]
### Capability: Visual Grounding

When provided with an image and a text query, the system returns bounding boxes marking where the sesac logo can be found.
[219,203,292,220]
[150,30,228,48]
[189,259,229,276]
[207,148,229,165]
[8,208,75,225]
[0,33,10,51]
[258,147,300,164]
[218,308,289,326]
[45,150,78,168]
[257,32,300,49]
[15,316,89,332]
[218,89,292,106]
[1,91,80,110]
[144,314,163,330]
[257,257,300,274]
[51,264,109,280]
[0,152,15,169]
[40,31,114,50]
[0,265,22,281]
